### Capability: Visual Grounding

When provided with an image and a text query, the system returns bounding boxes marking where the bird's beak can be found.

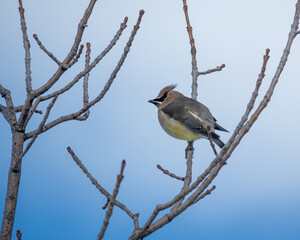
[148,99,160,106]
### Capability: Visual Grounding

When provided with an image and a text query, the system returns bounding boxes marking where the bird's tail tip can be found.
[215,123,229,133]
[212,138,225,148]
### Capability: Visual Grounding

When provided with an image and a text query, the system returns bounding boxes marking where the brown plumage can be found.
[149,85,228,148]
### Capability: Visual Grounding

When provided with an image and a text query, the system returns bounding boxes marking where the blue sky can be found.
[1,0,300,239]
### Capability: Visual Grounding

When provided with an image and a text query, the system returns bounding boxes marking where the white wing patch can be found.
[188,110,204,123]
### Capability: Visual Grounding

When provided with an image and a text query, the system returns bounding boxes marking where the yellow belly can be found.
[158,111,201,141]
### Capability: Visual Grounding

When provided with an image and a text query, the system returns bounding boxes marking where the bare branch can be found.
[18,0,32,93]
[207,126,218,156]
[66,147,135,219]
[83,42,91,106]
[23,97,41,128]
[198,64,226,76]
[181,142,193,191]
[77,42,91,120]
[97,160,126,240]
[12,96,58,171]
[36,17,129,103]
[133,214,140,231]
[30,0,99,99]
[20,16,129,130]
[171,141,194,211]
[68,44,84,68]
[193,185,216,204]
[33,34,61,65]
[223,9,299,160]
[136,146,228,240]
[14,105,42,114]
[167,0,199,217]
[0,84,17,127]
[21,96,58,158]
[142,142,194,234]
[157,164,184,181]
[25,11,145,139]
[138,164,223,239]
[223,47,270,155]
[182,0,199,99]
[63,0,97,65]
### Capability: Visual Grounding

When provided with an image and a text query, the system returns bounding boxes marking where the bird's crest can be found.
[158,84,177,97]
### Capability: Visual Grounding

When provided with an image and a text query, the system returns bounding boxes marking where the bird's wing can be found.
[161,97,220,139]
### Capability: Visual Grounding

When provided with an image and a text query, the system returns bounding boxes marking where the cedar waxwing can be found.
[149,85,228,148]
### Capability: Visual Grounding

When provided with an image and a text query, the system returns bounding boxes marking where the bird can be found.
[148,84,228,148]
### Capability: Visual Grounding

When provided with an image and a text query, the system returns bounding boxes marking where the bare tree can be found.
[1,0,300,239]
[0,0,144,239]
[65,0,300,239]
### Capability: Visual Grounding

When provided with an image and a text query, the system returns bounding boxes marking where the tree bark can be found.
[0,131,24,240]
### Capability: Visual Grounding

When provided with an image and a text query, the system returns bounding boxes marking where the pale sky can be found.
[1,0,300,239]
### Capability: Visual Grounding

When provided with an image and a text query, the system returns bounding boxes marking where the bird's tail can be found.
[214,122,229,132]
[212,138,225,148]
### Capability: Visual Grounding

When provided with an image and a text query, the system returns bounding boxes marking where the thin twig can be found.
[33,34,61,65]
[171,141,193,212]
[198,64,226,76]
[16,0,101,132]
[77,42,91,120]
[63,0,97,65]
[68,44,84,68]
[25,10,145,139]
[13,96,58,171]
[182,0,199,99]
[97,160,126,240]
[18,0,32,93]
[83,42,91,107]
[23,16,128,131]
[207,126,218,156]
[23,97,41,128]
[66,147,135,219]
[157,164,184,181]
[140,164,223,239]
[222,48,270,154]
[193,185,216,204]
[0,85,17,127]
[33,17,129,104]
[29,0,98,99]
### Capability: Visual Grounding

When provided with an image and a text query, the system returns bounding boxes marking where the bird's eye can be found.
[156,92,168,102]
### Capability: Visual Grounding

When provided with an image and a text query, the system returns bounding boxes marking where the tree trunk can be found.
[0,131,24,240]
